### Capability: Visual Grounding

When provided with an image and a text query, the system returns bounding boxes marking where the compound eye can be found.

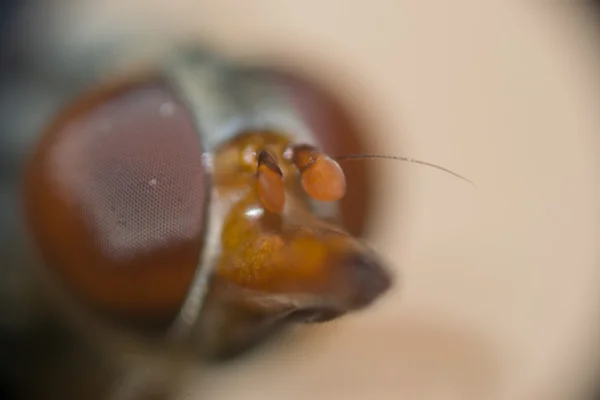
[22,79,208,323]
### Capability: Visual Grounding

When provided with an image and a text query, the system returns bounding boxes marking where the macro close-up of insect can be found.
[0,28,477,400]
[1,46,400,399]
[3,38,477,398]
[2,1,600,400]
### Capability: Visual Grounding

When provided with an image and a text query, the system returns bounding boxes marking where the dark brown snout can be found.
[337,252,393,311]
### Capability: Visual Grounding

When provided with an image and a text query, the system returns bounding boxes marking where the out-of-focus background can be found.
[2,1,600,399]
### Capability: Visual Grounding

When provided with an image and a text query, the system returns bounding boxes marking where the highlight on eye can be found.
[256,150,286,213]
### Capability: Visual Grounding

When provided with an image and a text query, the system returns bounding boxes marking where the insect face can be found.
[195,131,392,358]
[19,49,394,362]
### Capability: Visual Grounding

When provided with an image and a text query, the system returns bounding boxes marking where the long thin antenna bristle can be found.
[335,154,477,188]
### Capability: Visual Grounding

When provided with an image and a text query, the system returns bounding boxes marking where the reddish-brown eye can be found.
[22,79,208,323]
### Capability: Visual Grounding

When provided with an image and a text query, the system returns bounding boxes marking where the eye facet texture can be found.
[23,80,207,321]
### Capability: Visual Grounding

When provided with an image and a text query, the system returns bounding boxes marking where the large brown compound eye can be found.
[22,78,208,323]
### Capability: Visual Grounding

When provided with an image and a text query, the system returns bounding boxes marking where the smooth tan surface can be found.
[28,1,600,399]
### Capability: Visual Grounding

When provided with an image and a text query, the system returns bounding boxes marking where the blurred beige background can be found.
[22,1,600,399]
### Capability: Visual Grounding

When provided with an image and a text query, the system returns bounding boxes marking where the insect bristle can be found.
[334,154,476,188]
